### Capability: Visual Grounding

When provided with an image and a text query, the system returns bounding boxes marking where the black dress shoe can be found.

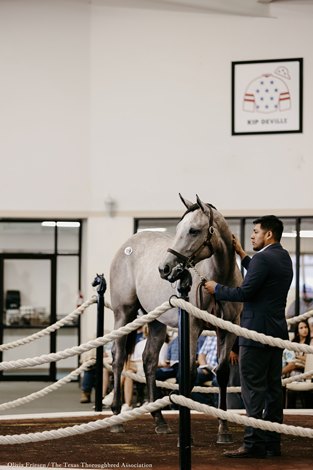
[223,446,266,459]
[266,448,281,457]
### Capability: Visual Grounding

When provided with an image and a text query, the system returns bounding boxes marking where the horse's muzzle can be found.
[158,264,171,280]
[158,263,184,283]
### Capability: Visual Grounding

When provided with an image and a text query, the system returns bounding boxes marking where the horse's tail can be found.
[125,328,137,358]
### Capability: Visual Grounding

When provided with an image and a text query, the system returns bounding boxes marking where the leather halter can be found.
[167,203,215,269]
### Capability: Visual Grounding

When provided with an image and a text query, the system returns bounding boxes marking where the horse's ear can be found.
[196,194,207,212]
[196,195,211,216]
[179,193,194,210]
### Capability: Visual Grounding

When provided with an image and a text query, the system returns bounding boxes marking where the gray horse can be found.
[109,195,242,442]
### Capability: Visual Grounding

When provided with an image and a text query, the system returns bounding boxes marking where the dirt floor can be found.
[0,413,312,470]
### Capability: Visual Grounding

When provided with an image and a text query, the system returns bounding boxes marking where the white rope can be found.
[170,298,313,354]
[0,359,95,411]
[287,309,313,325]
[2,298,313,371]
[1,393,313,445]
[282,368,313,385]
[0,302,171,370]
[170,395,313,438]
[0,296,97,352]
[0,397,170,445]
[122,369,241,394]
[1,296,313,444]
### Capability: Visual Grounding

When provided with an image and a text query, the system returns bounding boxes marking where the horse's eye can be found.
[189,228,200,236]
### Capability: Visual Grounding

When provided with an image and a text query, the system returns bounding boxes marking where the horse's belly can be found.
[156,309,179,328]
[136,275,179,328]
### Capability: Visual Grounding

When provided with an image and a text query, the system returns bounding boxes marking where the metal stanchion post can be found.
[177,268,192,470]
[92,274,107,412]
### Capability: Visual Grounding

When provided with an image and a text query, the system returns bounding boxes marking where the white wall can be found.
[90,0,313,214]
[1,0,313,337]
[82,216,133,339]
[0,0,90,214]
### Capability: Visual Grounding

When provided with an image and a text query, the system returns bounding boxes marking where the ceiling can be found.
[99,0,313,18]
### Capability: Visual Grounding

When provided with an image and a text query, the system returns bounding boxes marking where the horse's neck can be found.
[211,236,237,283]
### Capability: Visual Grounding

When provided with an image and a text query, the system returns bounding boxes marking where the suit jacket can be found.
[215,242,293,348]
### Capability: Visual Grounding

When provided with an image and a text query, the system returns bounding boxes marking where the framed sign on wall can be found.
[231,58,303,135]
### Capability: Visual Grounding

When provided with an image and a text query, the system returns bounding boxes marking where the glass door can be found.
[0,254,56,380]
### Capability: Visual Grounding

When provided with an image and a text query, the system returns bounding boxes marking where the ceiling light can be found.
[41,221,80,228]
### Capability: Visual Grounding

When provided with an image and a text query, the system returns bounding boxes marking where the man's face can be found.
[250,223,269,251]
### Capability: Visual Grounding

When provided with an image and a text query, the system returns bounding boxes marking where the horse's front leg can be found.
[215,359,233,443]
[143,321,171,434]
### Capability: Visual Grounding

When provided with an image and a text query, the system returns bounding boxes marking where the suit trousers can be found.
[239,346,284,452]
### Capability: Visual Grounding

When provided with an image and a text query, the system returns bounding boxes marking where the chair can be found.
[285,354,313,408]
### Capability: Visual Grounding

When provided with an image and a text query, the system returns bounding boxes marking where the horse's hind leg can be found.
[110,305,137,433]
[143,320,171,434]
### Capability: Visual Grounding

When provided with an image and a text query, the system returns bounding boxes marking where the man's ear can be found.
[267,230,273,240]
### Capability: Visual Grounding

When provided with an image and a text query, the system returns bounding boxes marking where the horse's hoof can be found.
[110,424,125,433]
[155,424,171,434]
[216,433,233,444]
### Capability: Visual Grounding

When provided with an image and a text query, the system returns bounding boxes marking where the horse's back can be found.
[110,231,177,321]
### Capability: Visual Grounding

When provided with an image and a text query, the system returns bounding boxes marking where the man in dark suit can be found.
[205,215,293,459]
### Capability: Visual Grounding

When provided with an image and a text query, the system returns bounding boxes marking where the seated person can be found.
[122,325,148,411]
[80,341,113,404]
[155,334,179,384]
[283,320,311,408]
[192,335,218,406]
[227,337,244,409]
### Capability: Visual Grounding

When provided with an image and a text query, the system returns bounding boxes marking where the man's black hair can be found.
[253,215,284,242]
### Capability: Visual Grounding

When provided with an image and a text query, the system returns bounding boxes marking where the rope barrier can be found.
[1,294,313,446]
[2,298,313,371]
[0,359,95,411]
[170,298,313,354]
[0,296,97,352]
[121,368,241,394]
[0,397,170,445]
[0,301,172,370]
[170,395,313,438]
[287,308,313,325]
[1,393,313,445]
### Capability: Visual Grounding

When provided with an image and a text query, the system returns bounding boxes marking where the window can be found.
[135,215,312,319]
[0,219,82,381]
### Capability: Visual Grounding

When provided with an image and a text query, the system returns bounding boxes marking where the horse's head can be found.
[159,194,218,283]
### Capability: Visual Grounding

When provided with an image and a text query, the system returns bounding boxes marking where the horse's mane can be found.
[180,202,217,221]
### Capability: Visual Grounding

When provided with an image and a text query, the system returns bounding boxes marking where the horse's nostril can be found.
[163,264,170,275]
[159,264,170,278]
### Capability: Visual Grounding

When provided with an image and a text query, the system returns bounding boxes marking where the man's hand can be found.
[204,281,217,294]
[232,234,247,259]
[229,351,239,365]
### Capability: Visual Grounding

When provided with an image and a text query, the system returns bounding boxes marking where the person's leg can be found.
[227,363,244,409]
[191,368,214,405]
[123,376,133,407]
[155,364,178,399]
[263,348,284,454]
[80,368,96,403]
[102,368,110,397]
[155,366,176,381]
[123,361,137,408]
[239,346,268,454]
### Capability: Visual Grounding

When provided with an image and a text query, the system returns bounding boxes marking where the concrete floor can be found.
[0,381,105,419]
